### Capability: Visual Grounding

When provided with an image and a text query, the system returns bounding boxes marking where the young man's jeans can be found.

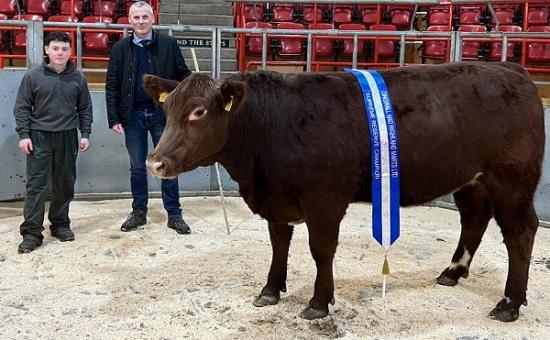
[124,107,182,217]
[20,129,78,240]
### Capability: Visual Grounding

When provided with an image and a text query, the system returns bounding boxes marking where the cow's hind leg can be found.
[437,179,493,286]
[482,172,539,322]
[254,222,294,307]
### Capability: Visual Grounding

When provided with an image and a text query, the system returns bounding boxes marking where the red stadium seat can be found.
[488,25,521,61]
[458,25,486,60]
[527,26,550,62]
[370,24,398,58]
[48,15,78,36]
[301,4,327,24]
[12,14,44,51]
[388,6,414,28]
[277,22,305,56]
[244,3,265,22]
[59,0,84,19]
[457,6,483,25]
[423,25,450,59]
[272,3,295,23]
[0,0,18,16]
[245,21,272,56]
[309,23,335,57]
[91,0,117,18]
[527,6,549,26]
[117,16,129,24]
[0,13,6,48]
[332,5,354,26]
[339,23,366,57]
[82,16,113,53]
[489,6,515,25]
[357,5,378,27]
[427,6,451,26]
[25,0,51,17]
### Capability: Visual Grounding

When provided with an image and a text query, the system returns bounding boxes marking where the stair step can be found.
[160,4,232,16]
[190,59,238,72]
[181,47,236,60]
[159,14,234,26]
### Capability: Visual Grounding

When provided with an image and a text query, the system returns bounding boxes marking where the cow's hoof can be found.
[436,272,458,286]
[488,299,519,322]
[299,306,329,320]
[253,294,279,307]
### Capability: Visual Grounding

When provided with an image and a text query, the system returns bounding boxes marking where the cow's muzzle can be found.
[146,159,168,178]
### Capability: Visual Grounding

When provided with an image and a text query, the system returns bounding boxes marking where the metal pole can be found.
[501,35,508,62]
[261,32,267,70]
[76,25,82,70]
[306,32,312,72]
[211,29,217,77]
[352,34,358,69]
[399,35,406,66]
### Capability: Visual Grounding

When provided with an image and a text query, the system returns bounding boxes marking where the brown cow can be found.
[143,62,545,322]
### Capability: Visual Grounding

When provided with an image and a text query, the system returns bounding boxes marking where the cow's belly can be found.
[241,191,304,224]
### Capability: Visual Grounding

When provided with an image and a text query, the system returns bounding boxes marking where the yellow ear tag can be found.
[224,95,234,111]
[159,92,169,103]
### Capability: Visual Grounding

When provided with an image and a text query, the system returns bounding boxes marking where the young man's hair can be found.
[44,32,72,46]
[129,1,154,16]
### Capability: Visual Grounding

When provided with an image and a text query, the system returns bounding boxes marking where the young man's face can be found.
[129,6,154,38]
[44,41,71,68]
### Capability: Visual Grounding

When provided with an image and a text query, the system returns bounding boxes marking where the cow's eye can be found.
[190,108,207,121]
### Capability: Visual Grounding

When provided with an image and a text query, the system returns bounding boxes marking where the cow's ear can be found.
[143,74,179,106]
[219,80,246,113]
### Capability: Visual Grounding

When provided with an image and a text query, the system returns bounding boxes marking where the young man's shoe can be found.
[167,216,191,234]
[51,227,75,242]
[18,235,43,254]
[121,209,146,232]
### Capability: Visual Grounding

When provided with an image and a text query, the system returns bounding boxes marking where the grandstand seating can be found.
[245,21,272,56]
[457,5,484,26]
[331,4,354,26]
[244,3,265,22]
[271,3,295,23]
[388,6,414,28]
[422,25,450,60]
[357,5,378,27]
[370,24,397,58]
[83,16,113,53]
[489,4,516,25]
[527,25,550,62]
[427,5,451,26]
[339,23,367,57]
[25,0,52,18]
[277,22,305,56]
[91,0,118,18]
[488,25,522,61]
[526,6,549,26]
[59,0,84,19]
[12,14,44,51]
[0,0,19,16]
[310,23,335,57]
[301,4,327,24]
[458,24,487,60]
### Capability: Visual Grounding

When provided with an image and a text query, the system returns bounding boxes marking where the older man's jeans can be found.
[124,107,182,217]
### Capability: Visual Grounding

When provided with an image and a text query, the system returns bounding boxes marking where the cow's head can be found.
[144,73,246,178]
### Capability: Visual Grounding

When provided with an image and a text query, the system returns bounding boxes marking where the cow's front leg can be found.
[299,200,345,320]
[253,222,294,307]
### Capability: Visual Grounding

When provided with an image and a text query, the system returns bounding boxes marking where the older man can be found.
[105,1,192,234]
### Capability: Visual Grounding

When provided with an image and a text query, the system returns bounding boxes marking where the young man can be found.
[13,32,93,253]
[105,1,192,234]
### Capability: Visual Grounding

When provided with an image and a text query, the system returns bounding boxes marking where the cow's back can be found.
[224,62,544,211]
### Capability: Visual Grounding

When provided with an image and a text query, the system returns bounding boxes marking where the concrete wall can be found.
[0,69,549,222]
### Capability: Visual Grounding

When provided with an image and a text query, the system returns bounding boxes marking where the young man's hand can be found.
[18,138,33,154]
[80,138,90,152]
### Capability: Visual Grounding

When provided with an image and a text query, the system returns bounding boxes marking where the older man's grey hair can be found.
[129,1,154,16]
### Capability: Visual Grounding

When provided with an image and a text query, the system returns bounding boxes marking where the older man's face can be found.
[129,6,154,38]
